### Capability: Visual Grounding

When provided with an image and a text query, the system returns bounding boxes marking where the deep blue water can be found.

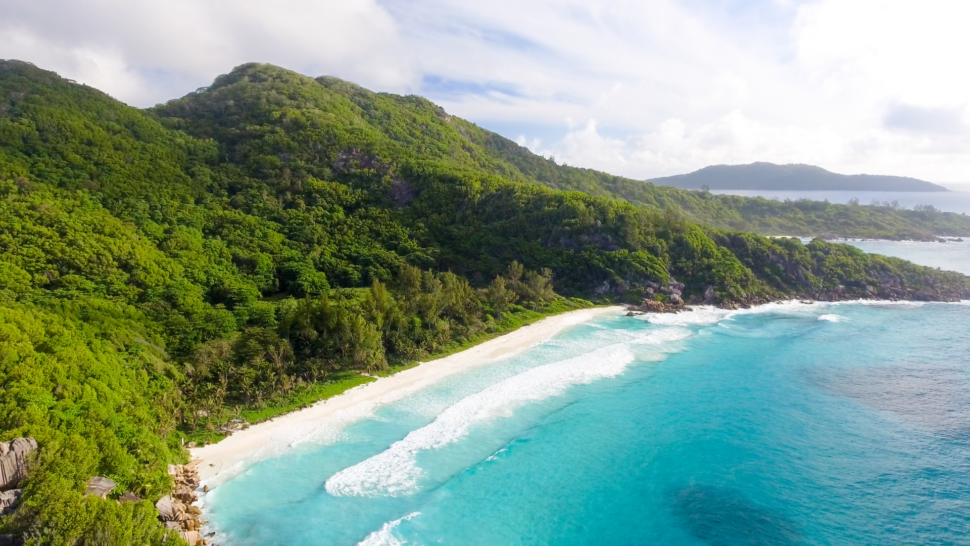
[204,246,970,545]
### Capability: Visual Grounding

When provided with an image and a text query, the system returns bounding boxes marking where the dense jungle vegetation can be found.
[0,60,968,544]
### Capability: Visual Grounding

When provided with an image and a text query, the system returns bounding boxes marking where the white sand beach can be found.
[190,306,624,485]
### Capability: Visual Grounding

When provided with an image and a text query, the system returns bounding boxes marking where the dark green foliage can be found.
[0,302,180,544]
[0,60,967,545]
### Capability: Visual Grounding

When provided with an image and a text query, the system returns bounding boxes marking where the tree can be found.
[484,276,516,318]
[522,268,555,310]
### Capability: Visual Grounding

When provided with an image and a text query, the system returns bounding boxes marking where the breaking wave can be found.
[326,343,639,497]
[357,512,420,546]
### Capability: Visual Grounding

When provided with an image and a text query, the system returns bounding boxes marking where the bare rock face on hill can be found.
[85,476,117,499]
[0,534,24,546]
[0,438,37,520]
[0,438,37,491]
[0,490,22,515]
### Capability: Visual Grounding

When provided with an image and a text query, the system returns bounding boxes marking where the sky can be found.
[3,0,970,186]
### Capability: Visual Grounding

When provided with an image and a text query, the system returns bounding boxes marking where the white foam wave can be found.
[640,306,732,326]
[636,302,811,326]
[201,382,430,488]
[357,512,420,546]
[818,314,844,322]
[325,344,636,497]
[631,327,694,345]
[590,325,693,346]
[835,299,926,308]
[637,299,937,330]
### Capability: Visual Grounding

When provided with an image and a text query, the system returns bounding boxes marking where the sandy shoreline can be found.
[190,306,624,485]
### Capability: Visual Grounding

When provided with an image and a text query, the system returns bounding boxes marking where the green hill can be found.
[649,162,949,192]
[0,60,967,544]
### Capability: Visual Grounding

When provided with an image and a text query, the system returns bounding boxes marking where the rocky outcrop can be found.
[0,534,24,546]
[85,476,116,498]
[702,285,716,305]
[626,279,694,315]
[629,299,686,314]
[218,418,249,436]
[0,489,22,515]
[118,491,142,503]
[0,439,37,545]
[0,438,37,490]
[157,462,205,546]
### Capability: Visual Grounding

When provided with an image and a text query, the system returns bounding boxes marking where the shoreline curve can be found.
[190,305,625,485]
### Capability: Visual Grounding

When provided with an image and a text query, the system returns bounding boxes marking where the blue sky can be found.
[3,0,970,185]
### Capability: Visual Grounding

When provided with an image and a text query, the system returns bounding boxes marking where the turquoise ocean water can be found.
[204,244,970,545]
[844,239,970,276]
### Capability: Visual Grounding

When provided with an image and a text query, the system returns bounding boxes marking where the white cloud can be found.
[528,0,970,183]
[3,0,970,183]
[0,0,408,105]
[794,0,970,107]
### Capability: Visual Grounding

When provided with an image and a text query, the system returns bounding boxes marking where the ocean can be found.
[843,239,970,276]
[203,242,970,545]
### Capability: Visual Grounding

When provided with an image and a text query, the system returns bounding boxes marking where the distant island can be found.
[649,162,949,192]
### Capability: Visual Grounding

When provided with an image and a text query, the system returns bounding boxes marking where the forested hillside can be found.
[0,60,968,544]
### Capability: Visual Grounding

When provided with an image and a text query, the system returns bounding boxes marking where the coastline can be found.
[190,305,625,485]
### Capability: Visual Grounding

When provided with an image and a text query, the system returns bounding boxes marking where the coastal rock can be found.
[85,476,116,498]
[174,484,198,504]
[158,462,204,541]
[635,298,689,314]
[0,534,24,546]
[0,489,22,515]
[0,438,37,490]
[218,418,249,435]
[118,491,142,503]
[156,495,186,522]
[593,280,612,296]
[703,286,715,305]
[179,530,202,546]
